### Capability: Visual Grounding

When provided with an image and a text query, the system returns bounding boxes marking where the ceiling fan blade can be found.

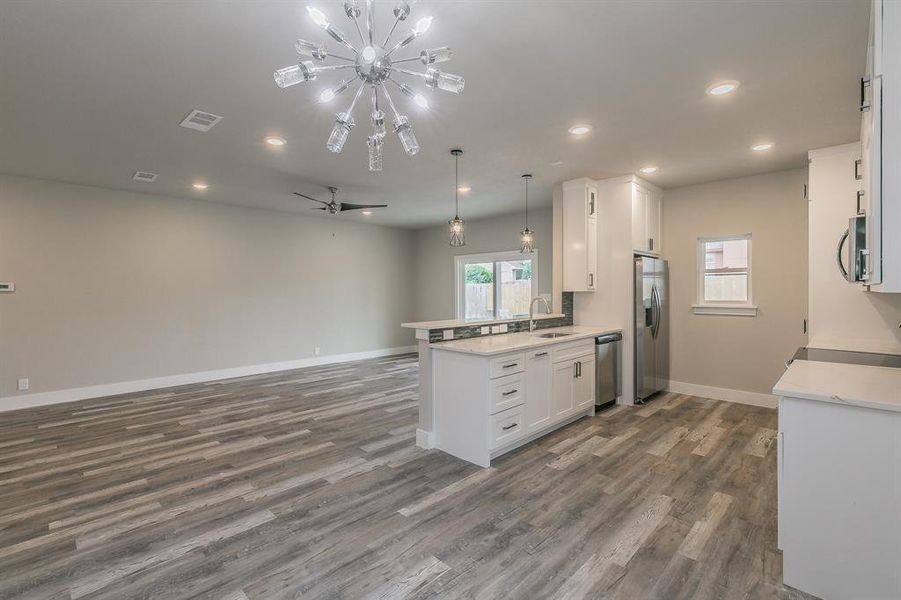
[293,192,328,205]
[310,206,327,210]
[339,203,389,211]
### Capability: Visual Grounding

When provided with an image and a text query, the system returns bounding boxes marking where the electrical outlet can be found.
[443,329,454,340]
[480,326,490,335]
[499,324,508,333]
[314,347,321,356]
[17,378,29,391]
[491,325,502,334]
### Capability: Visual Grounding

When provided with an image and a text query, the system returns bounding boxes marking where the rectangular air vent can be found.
[179,109,223,132]
[132,171,158,182]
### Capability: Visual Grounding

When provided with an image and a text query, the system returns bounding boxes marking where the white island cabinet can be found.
[431,326,613,467]
[774,359,901,600]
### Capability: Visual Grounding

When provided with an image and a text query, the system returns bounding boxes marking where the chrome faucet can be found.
[529,296,552,332]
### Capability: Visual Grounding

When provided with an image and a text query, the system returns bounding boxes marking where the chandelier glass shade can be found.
[449,149,465,247]
[273,1,465,172]
[520,174,535,253]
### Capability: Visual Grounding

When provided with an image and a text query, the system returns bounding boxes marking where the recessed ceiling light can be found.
[706,80,740,96]
[568,124,592,135]
[192,182,209,190]
[361,210,373,216]
[265,136,286,146]
[751,142,774,152]
[639,166,658,174]
[457,185,472,193]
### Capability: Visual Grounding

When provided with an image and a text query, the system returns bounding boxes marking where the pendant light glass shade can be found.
[520,174,534,253]
[449,149,465,247]
[449,216,465,247]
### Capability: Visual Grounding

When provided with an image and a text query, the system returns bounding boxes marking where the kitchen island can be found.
[774,354,901,600]
[431,325,620,467]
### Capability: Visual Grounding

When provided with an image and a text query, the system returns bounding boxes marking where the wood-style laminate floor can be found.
[0,354,814,600]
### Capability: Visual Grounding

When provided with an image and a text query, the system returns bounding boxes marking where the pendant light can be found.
[520,173,534,253]
[448,149,465,247]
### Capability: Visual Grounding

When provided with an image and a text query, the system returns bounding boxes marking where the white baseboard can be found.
[0,345,417,413]
[666,380,778,409]
[416,428,434,449]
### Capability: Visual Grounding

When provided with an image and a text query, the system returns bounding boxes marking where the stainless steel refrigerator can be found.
[634,255,669,402]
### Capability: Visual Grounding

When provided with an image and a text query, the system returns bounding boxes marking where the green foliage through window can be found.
[465,264,493,284]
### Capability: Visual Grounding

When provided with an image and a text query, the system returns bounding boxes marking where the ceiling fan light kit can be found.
[274,0,465,172]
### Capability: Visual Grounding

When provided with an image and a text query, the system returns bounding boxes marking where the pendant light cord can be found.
[454,153,459,218]
[525,176,529,229]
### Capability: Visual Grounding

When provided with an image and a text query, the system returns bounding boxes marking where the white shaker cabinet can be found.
[859,0,901,292]
[432,337,598,467]
[632,182,662,255]
[561,178,598,292]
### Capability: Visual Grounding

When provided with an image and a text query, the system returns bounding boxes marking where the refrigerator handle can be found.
[651,285,661,339]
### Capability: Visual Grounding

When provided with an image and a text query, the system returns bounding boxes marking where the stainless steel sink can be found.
[534,332,573,339]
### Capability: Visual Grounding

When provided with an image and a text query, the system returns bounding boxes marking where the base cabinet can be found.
[433,338,598,467]
[779,395,901,599]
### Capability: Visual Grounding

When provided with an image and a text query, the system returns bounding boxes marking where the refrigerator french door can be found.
[634,255,669,402]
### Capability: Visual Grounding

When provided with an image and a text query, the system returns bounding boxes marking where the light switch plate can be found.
[443,329,454,340]
[491,325,502,334]
[0,283,14,293]
[499,324,508,333]
[17,378,29,391]
[480,326,490,335]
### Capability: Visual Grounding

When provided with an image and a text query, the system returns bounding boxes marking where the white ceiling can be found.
[0,0,868,228]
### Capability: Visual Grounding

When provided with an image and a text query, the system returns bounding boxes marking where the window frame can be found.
[693,233,758,316]
[454,250,538,322]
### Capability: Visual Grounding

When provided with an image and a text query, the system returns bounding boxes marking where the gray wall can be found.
[0,175,416,397]
[412,209,553,321]
[662,168,809,395]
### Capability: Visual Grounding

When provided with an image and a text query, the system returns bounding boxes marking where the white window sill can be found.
[692,304,758,317]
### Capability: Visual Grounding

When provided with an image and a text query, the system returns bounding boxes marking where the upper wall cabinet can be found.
[860,0,901,292]
[561,178,598,292]
[631,182,663,255]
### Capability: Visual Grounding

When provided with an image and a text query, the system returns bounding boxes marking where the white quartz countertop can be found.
[429,325,621,356]
[401,313,565,330]
[773,360,901,413]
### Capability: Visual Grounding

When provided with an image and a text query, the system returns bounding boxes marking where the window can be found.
[694,234,757,316]
[455,251,536,321]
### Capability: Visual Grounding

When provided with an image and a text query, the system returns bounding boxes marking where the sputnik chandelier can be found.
[273,1,465,171]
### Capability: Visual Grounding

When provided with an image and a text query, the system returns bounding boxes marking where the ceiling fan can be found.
[293,186,387,215]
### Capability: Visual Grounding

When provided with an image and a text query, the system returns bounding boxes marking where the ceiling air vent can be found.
[179,109,224,132]
[133,171,158,183]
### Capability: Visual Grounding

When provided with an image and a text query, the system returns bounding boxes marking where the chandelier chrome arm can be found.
[390,56,421,64]
[343,1,366,44]
[366,0,375,45]
[312,64,357,74]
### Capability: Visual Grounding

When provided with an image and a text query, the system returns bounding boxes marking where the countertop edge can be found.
[773,360,901,414]
[401,313,566,330]
[429,326,622,356]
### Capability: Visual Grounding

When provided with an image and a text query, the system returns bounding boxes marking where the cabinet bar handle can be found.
[860,76,871,112]
[534,352,548,357]
[502,362,518,369]
[501,389,518,396]
[502,423,518,431]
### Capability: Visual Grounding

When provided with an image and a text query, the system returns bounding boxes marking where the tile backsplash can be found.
[427,292,574,343]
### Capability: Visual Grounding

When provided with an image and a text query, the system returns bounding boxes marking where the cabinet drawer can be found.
[490,405,525,449]
[552,341,594,364]
[490,372,525,414]
[490,353,525,378]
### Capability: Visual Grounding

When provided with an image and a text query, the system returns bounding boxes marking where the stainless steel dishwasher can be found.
[595,333,622,410]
